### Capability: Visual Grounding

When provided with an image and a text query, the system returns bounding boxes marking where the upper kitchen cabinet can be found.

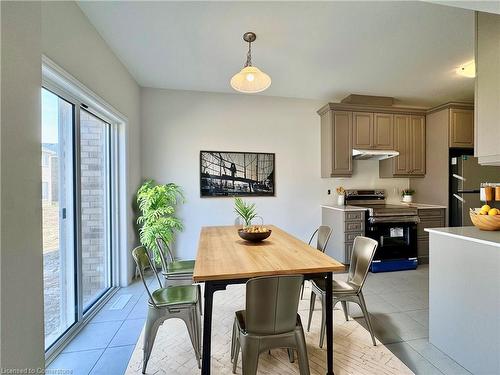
[374,113,394,149]
[379,114,426,177]
[353,112,394,150]
[319,100,426,178]
[353,112,373,149]
[450,108,474,148]
[475,12,500,166]
[319,107,353,177]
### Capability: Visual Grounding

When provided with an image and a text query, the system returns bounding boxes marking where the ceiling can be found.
[78,1,476,107]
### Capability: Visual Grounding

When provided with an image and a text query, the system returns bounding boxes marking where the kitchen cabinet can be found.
[417,208,445,264]
[475,12,500,166]
[321,207,365,264]
[353,112,373,149]
[319,109,353,177]
[318,102,426,178]
[352,112,393,150]
[379,115,426,177]
[449,108,474,148]
[374,113,394,149]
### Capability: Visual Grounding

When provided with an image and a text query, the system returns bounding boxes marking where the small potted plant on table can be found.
[234,197,271,242]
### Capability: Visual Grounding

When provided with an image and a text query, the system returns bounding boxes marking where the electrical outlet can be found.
[327,189,331,195]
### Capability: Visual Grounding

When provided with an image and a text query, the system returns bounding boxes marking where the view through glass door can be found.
[42,88,114,351]
[42,88,76,349]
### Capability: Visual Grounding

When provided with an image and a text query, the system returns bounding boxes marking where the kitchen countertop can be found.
[425,226,500,247]
[321,204,367,212]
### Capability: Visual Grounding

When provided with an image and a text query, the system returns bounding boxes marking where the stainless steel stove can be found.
[345,189,419,272]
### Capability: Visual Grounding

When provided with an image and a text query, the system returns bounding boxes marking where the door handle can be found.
[453,193,465,203]
[452,174,466,181]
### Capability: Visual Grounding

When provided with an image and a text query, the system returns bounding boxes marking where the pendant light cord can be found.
[245,41,252,67]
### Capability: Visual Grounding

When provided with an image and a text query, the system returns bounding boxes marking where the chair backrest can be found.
[155,237,174,273]
[308,226,332,252]
[347,236,378,290]
[132,246,163,307]
[245,275,303,335]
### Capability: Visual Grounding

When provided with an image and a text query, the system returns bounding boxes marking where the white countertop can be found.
[425,226,500,248]
[321,204,367,212]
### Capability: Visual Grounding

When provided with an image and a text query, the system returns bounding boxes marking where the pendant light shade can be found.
[230,32,271,93]
[230,66,271,93]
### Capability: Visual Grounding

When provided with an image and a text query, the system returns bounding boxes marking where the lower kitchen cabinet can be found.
[417,208,445,264]
[322,207,365,264]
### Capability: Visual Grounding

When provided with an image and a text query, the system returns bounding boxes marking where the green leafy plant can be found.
[136,179,184,264]
[401,189,415,196]
[234,197,257,227]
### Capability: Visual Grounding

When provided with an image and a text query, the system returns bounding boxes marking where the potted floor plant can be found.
[136,179,184,265]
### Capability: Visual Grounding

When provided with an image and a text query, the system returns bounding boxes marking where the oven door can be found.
[366,220,417,261]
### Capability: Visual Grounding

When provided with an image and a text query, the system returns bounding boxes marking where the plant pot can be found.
[402,195,413,203]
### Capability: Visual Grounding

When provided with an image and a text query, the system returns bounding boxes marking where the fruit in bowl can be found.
[470,206,500,231]
[238,226,272,242]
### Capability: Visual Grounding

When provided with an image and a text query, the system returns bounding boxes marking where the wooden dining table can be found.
[193,225,345,375]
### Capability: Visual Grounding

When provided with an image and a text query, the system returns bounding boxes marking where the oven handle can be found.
[368,216,420,224]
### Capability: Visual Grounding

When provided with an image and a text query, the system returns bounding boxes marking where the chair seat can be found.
[166,259,195,275]
[150,285,198,307]
[235,310,302,335]
[312,278,359,295]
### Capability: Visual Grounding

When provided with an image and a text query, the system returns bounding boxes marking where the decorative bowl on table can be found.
[470,209,500,231]
[238,226,272,242]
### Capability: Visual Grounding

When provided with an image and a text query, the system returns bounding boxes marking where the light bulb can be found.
[246,73,255,82]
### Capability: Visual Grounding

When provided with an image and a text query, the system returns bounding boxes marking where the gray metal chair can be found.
[155,237,196,286]
[156,237,202,315]
[301,226,332,298]
[306,236,378,347]
[132,246,202,373]
[231,275,310,375]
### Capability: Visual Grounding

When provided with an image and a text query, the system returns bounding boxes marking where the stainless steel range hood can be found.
[352,149,399,160]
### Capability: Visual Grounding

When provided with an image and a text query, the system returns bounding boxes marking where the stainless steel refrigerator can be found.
[450,155,500,226]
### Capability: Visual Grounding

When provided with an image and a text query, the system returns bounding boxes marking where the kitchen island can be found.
[426,226,500,374]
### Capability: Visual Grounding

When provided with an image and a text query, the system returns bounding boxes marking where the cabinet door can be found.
[332,111,353,176]
[410,116,426,176]
[449,108,474,148]
[393,115,411,174]
[352,112,373,149]
[475,12,500,165]
[374,113,394,149]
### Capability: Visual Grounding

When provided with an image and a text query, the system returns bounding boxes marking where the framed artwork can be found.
[200,151,275,197]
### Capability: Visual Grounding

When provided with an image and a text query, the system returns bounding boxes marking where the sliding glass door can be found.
[80,109,112,310]
[42,88,115,352]
[42,89,76,349]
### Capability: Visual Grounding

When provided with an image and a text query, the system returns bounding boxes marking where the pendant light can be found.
[230,32,271,93]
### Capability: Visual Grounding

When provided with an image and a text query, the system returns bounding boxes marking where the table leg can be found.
[201,281,227,375]
[325,272,334,375]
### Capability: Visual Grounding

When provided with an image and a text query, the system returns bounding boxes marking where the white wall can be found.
[42,1,141,285]
[141,88,408,258]
[1,1,44,369]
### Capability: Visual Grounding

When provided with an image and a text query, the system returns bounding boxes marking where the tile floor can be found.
[48,265,472,375]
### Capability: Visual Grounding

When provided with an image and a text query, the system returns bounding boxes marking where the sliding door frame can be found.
[42,57,127,363]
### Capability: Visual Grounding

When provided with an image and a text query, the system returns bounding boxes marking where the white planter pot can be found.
[337,195,345,206]
[402,195,413,203]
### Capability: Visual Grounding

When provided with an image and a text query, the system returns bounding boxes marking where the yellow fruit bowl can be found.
[470,209,500,231]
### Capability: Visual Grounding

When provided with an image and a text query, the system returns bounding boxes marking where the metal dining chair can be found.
[132,246,202,373]
[231,275,310,375]
[306,236,378,347]
[156,237,202,315]
[301,226,332,298]
[155,237,196,286]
